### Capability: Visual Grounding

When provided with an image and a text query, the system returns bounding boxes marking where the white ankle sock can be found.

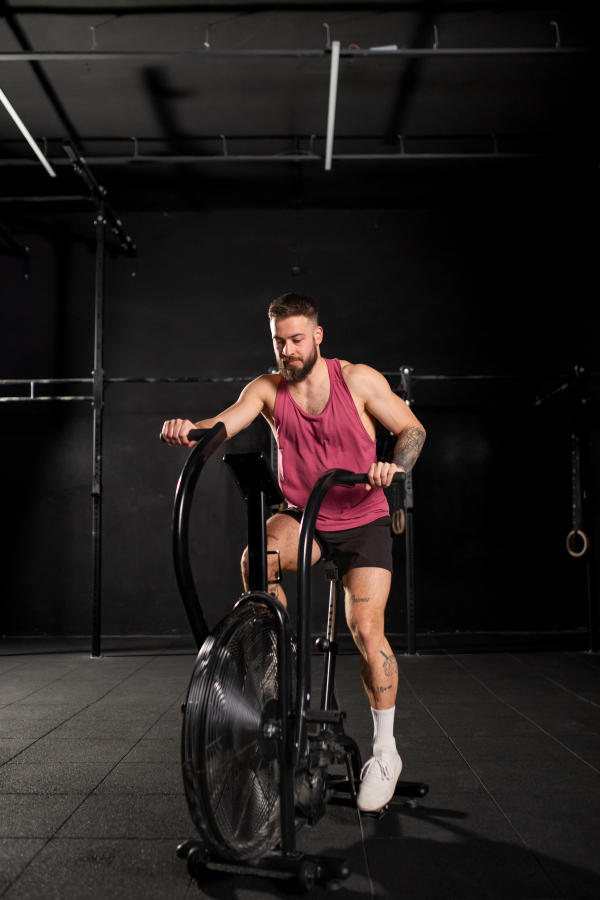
[371,706,396,752]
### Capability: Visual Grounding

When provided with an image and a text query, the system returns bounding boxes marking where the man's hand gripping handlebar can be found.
[160,420,208,447]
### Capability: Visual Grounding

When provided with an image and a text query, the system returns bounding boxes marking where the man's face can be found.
[271,315,322,383]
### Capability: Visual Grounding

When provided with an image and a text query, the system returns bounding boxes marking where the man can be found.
[162,293,426,812]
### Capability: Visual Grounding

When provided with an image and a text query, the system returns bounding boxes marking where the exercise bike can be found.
[166,422,429,891]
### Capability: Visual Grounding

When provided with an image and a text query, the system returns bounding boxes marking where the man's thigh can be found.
[343,567,392,630]
[266,513,322,572]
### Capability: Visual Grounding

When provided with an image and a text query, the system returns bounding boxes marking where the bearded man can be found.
[162,292,426,812]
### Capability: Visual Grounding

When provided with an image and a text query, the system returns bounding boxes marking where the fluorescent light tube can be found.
[325,40,340,171]
[0,87,56,177]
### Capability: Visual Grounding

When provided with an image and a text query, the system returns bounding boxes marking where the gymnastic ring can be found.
[392,508,405,535]
[566,530,588,558]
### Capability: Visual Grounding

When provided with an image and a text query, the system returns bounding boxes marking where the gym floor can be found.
[1,640,599,900]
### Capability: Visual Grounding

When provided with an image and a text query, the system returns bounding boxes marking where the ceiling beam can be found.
[0,47,588,60]
[0,152,544,166]
[6,3,591,14]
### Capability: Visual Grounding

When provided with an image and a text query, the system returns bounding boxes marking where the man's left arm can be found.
[350,365,426,488]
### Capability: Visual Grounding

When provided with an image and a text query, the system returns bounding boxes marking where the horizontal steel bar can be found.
[0,152,541,168]
[380,373,554,380]
[0,396,92,402]
[0,195,93,203]
[0,378,93,384]
[105,376,256,383]
[2,374,569,389]
[0,48,589,62]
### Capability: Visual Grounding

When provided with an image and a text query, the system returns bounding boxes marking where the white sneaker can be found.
[357,746,402,813]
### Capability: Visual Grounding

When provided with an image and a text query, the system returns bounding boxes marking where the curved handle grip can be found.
[159,428,210,444]
[171,422,228,648]
[337,471,406,486]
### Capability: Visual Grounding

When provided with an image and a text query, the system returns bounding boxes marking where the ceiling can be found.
[0,1,594,209]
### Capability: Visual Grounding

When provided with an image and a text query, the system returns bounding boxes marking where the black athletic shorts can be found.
[280,508,393,578]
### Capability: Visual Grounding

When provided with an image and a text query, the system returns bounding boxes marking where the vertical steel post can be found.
[91,202,105,658]
[247,488,268,593]
[404,473,416,655]
[569,366,598,653]
[402,367,416,655]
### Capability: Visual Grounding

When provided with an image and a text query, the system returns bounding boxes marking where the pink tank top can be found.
[273,358,389,531]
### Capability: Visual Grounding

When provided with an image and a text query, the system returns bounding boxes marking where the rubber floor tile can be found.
[397,757,484,792]
[0,720,59,741]
[0,794,85,838]
[10,736,137,765]
[1,838,190,900]
[364,833,561,899]
[55,794,194,839]
[0,740,35,764]
[49,719,153,740]
[122,739,180,764]
[558,735,600,767]
[493,791,600,899]
[0,761,115,794]
[143,720,186,740]
[372,790,516,843]
[0,705,79,723]
[421,702,520,721]
[467,756,600,793]
[450,732,574,760]
[0,839,46,893]
[440,717,543,737]
[527,714,600,737]
[95,761,184,794]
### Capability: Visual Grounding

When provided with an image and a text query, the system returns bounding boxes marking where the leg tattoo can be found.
[380,650,398,677]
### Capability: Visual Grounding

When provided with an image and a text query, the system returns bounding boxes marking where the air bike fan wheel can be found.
[182,599,296,860]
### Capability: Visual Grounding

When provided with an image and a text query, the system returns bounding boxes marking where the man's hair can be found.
[268,293,318,324]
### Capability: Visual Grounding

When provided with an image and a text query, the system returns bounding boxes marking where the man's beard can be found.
[278,341,319,383]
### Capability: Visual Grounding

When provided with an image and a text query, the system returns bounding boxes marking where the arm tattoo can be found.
[393,426,425,473]
[350,594,369,604]
[267,533,279,541]
[380,650,398,677]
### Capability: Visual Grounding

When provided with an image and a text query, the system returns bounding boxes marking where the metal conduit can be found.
[0,152,544,167]
[0,48,589,61]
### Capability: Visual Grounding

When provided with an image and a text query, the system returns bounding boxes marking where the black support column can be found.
[91,202,105,658]
[400,367,416,655]
[569,366,598,653]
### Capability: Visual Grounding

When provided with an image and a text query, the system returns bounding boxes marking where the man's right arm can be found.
[161,376,273,447]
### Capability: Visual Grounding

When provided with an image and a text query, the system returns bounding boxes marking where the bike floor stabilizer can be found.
[327,774,430,817]
[177,840,350,892]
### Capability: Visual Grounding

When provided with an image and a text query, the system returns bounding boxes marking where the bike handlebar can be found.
[161,431,406,488]
[337,471,406,485]
[160,428,211,444]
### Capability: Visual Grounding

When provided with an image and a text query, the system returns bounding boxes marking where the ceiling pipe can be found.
[0,152,543,166]
[0,47,589,61]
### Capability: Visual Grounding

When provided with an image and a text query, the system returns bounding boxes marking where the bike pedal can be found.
[360,804,388,819]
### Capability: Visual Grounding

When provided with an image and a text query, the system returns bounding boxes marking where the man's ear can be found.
[314,325,324,345]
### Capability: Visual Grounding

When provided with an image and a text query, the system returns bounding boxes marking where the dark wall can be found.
[1,205,597,637]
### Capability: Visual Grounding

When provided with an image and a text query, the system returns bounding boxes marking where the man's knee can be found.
[240,544,281,582]
[348,614,384,655]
